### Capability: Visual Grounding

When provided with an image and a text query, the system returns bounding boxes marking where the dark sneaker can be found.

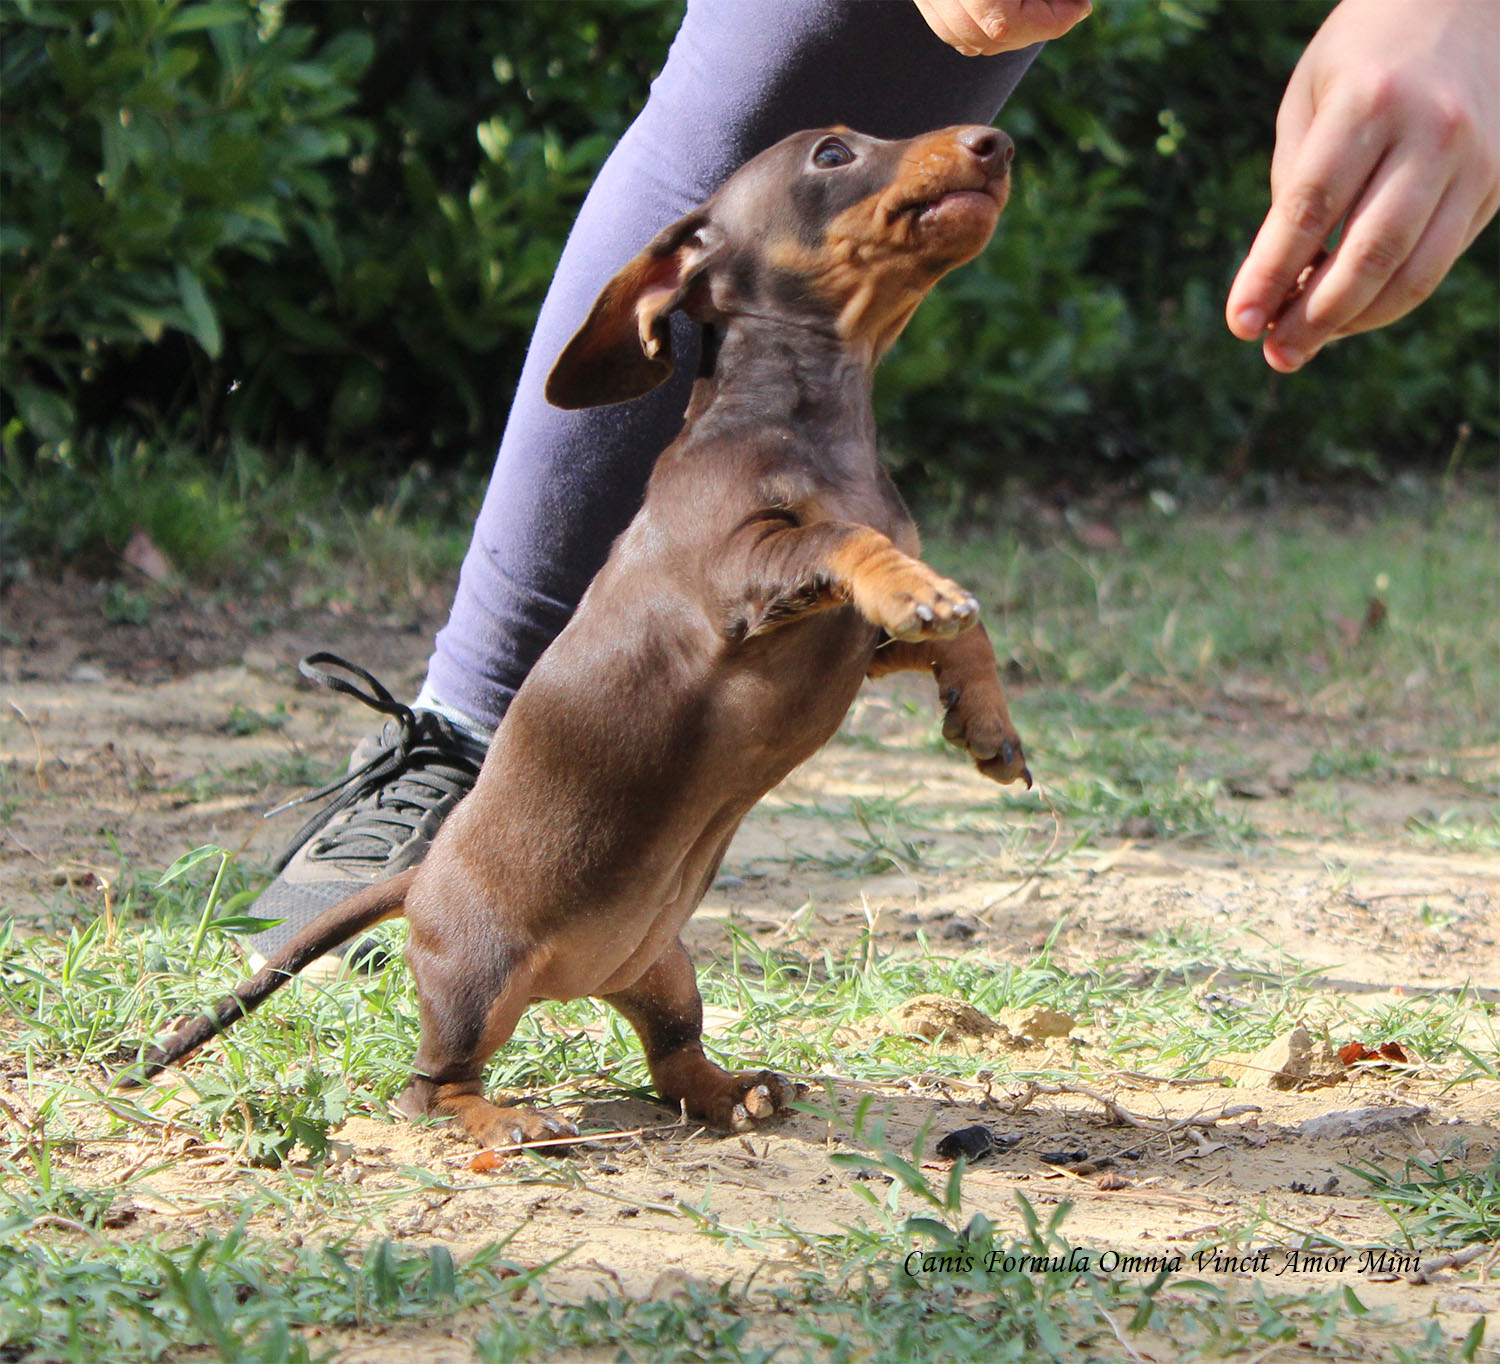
[247,653,490,976]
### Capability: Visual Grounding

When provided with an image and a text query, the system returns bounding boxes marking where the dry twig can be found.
[1004,1078,1260,1136]
[1408,1243,1491,1284]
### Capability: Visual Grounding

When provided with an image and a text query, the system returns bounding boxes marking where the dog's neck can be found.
[682,315,878,457]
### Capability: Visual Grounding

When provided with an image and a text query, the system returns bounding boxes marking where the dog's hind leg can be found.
[604,939,793,1132]
[397,928,577,1149]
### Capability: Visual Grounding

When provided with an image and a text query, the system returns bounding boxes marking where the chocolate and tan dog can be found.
[137,124,1031,1147]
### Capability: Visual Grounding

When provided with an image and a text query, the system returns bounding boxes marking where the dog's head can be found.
[545,124,1013,409]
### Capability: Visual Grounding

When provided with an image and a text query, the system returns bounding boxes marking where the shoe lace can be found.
[266,653,484,873]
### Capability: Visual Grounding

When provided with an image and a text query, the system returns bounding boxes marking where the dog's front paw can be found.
[679,1068,800,1132]
[858,567,980,643]
[942,687,1031,787]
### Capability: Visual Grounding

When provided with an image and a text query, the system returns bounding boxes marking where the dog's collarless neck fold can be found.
[683,315,876,445]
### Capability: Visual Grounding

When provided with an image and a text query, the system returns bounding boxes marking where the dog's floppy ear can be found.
[545,210,719,410]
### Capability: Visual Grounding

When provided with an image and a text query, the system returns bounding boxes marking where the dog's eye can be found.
[812,137,854,169]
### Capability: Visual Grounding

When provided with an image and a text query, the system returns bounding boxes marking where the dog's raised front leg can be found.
[604,939,792,1132]
[739,522,978,642]
[869,625,1031,786]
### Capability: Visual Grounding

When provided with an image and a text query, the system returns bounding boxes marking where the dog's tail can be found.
[124,868,418,1084]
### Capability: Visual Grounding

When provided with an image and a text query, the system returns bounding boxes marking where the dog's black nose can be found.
[957,126,1014,172]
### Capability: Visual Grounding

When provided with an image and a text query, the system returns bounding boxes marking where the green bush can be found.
[217,0,680,452]
[1,0,1495,543]
[1,0,372,442]
[0,0,679,461]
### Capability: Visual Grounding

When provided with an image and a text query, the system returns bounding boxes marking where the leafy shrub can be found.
[1,0,679,462]
[189,1061,350,1166]
[1,0,1494,550]
[217,0,680,453]
[1,0,372,441]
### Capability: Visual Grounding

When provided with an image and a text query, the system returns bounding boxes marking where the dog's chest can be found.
[660,422,907,538]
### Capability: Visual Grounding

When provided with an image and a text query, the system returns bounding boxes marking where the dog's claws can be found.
[885,579,981,642]
[743,1085,774,1119]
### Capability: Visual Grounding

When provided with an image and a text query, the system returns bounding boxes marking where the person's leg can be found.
[250,0,1038,968]
[422,0,1040,729]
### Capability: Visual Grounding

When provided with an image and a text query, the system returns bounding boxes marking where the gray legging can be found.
[422,0,1038,730]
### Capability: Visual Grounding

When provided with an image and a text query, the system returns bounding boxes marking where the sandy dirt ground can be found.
[3,576,1498,1360]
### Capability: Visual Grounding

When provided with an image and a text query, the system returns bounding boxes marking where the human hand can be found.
[1226,0,1500,372]
[913,0,1092,56]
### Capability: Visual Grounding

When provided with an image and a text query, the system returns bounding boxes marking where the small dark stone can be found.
[1068,1157,1115,1176]
[936,1125,992,1160]
[935,1125,1001,1161]
[1290,1175,1341,1196]
[1038,1144,1090,1165]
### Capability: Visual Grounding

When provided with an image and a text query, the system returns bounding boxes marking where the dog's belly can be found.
[419,781,750,1002]
[529,807,745,999]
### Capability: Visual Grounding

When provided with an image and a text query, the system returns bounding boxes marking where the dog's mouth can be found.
[897,176,1008,225]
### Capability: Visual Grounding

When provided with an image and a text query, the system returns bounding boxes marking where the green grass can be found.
[168,752,338,807]
[1345,1157,1500,1248]
[2,847,1492,1359]
[0,1188,1398,1364]
[8,434,1496,730]
[2,1037,1486,1364]
[927,481,1499,726]
[9,864,1467,1117]
[1,432,479,601]
[829,697,1260,852]
[0,1223,534,1364]
[1407,807,1500,854]
[1,910,1488,1361]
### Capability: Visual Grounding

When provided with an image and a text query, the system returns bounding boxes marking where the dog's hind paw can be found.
[406,1086,580,1152]
[730,1076,782,1131]
[489,1109,579,1149]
